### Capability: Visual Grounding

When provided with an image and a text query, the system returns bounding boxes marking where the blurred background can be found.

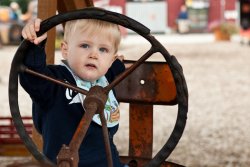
[1,0,250,46]
[0,0,250,167]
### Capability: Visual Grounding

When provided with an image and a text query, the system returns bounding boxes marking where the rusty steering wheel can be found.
[9,7,188,167]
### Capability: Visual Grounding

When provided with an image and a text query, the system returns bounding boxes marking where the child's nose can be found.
[89,49,98,59]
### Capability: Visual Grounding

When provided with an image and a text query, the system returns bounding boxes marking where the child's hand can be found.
[22,18,47,45]
[117,55,125,62]
[110,108,120,122]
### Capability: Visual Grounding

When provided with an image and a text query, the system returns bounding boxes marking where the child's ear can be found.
[61,41,68,59]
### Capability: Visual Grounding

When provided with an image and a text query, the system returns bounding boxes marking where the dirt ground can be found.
[0,34,250,167]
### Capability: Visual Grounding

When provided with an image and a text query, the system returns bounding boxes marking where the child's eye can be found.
[81,44,89,48]
[99,47,108,53]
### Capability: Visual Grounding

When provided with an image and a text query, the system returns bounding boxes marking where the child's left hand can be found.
[22,18,47,45]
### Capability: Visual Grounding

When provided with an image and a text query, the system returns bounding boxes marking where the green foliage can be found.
[17,0,30,13]
[0,0,30,14]
[0,0,11,6]
[218,22,239,36]
[209,20,239,36]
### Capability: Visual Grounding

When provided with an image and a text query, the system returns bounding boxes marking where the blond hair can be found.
[64,19,121,53]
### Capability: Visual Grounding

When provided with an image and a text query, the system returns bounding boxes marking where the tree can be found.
[0,0,11,6]
[17,0,30,14]
[0,0,30,14]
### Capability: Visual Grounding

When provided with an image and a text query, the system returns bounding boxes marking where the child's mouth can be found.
[85,63,96,69]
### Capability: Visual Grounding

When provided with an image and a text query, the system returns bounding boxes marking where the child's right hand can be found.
[22,18,47,45]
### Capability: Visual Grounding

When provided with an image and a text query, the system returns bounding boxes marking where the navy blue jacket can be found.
[20,43,125,167]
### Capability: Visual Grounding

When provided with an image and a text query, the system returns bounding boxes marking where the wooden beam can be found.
[37,0,57,65]
[57,0,94,29]
[57,0,93,13]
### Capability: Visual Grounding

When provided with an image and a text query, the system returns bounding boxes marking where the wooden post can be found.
[57,0,93,12]
[38,0,57,65]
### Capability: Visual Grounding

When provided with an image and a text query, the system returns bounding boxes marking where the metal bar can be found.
[100,110,113,167]
[129,104,153,158]
[23,66,88,95]
[69,102,97,151]
[105,47,156,92]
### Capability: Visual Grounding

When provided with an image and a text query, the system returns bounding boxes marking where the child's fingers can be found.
[22,26,34,42]
[21,22,31,39]
[33,18,47,44]
[28,22,37,39]
[34,33,47,45]
[22,21,36,42]
[29,19,41,40]
[22,18,46,44]
[34,18,42,32]
[21,28,28,40]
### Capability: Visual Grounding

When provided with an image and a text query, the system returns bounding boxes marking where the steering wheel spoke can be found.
[105,47,156,92]
[23,66,88,95]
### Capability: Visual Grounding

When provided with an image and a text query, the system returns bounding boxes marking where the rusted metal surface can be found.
[57,86,113,167]
[57,145,78,167]
[106,48,153,92]
[129,104,153,158]
[115,61,177,105]
[120,156,185,167]
[115,61,178,166]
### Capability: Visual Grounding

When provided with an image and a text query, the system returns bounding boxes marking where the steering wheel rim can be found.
[8,7,188,167]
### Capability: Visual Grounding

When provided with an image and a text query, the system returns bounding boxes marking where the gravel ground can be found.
[0,34,250,167]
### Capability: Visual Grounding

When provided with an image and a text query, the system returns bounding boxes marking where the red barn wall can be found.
[109,0,126,14]
[166,0,184,28]
[108,0,237,30]
[208,0,221,23]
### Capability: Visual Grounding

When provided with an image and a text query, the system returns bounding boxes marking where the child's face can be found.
[61,27,117,82]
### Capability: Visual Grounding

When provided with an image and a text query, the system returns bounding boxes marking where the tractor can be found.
[6,1,188,166]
